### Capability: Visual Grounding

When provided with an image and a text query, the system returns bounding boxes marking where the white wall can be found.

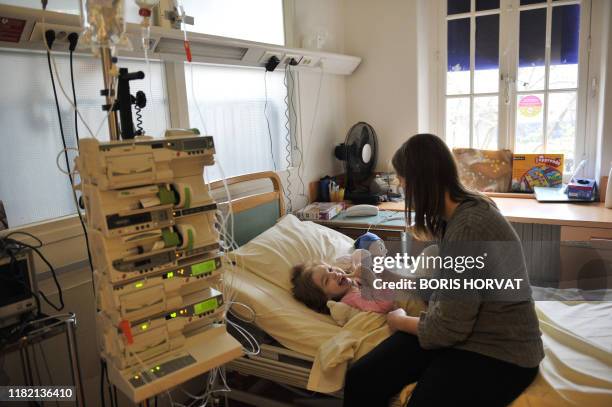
[344,0,420,171]
[282,0,348,209]
[416,0,440,135]
[596,0,612,178]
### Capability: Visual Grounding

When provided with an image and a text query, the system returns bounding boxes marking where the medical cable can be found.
[183,19,209,136]
[300,65,324,202]
[227,301,256,324]
[181,367,231,407]
[67,38,96,284]
[40,2,101,140]
[68,34,80,143]
[289,66,310,203]
[103,359,118,407]
[135,104,144,134]
[264,71,278,172]
[46,32,96,294]
[99,359,107,407]
[283,64,294,213]
[188,62,210,136]
[204,158,261,358]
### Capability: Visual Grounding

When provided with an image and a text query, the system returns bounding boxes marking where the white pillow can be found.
[231,214,354,292]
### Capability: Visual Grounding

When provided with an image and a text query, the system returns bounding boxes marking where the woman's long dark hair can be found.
[392,134,488,240]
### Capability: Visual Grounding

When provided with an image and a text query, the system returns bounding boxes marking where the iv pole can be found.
[101,48,120,140]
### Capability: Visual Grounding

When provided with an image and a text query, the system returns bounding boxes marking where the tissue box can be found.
[567,178,597,200]
[296,202,345,221]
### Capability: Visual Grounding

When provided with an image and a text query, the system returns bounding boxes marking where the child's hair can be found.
[291,262,330,314]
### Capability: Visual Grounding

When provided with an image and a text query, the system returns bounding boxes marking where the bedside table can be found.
[312,209,416,255]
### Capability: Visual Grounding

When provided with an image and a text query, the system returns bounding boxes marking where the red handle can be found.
[119,320,134,345]
[184,40,192,63]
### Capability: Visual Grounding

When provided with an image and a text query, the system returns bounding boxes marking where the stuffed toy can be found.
[354,232,387,257]
[335,232,387,274]
[327,300,363,326]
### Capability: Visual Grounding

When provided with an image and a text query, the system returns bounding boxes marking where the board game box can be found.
[511,154,564,192]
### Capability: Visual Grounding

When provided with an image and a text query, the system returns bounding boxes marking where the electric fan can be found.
[334,122,381,204]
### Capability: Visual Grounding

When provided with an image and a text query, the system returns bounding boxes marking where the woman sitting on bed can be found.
[291,261,395,314]
[343,134,544,407]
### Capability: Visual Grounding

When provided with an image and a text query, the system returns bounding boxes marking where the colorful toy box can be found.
[511,154,564,192]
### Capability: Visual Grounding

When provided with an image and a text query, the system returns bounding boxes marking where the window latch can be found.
[501,74,515,105]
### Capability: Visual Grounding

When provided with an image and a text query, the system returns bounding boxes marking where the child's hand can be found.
[386,308,407,332]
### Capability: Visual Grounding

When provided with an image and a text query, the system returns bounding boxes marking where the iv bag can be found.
[80,0,132,53]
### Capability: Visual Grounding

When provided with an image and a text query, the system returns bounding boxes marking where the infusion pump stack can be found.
[75,131,243,402]
[71,1,241,401]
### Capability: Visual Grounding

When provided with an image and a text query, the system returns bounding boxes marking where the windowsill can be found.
[484,192,535,199]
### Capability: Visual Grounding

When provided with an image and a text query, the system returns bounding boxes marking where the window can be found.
[0,50,169,228]
[181,0,285,45]
[0,0,143,23]
[0,0,286,229]
[446,11,500,150]
[182,0,289,181]
[442,0,586,173]
[515,3,580,170]
[185,63,288,181]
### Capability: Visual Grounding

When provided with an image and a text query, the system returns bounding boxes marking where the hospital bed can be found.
[212,171,612,407]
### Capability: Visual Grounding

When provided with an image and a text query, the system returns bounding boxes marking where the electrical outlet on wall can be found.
[299,56,320,68]
[259,51,285,64]
[282,54,303,66]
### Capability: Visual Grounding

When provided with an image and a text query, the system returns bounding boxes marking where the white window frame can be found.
[1,0,295,271]
[437,0,594,175]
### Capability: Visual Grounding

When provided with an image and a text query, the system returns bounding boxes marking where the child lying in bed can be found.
[291,261,395,314]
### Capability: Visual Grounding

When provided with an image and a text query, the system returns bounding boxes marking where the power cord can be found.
[99,359,107,407]
[283,64,294,213]
[134,90,147,136]
[263,70,278,172]
[288,66,308,201]
[68,32,79,144]
[46,29,95,295]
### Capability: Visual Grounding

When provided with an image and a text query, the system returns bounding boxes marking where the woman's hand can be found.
[386,308,407,332]
[386,308,420,335]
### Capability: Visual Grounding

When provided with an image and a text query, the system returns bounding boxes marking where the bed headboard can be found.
[209,171,284,246]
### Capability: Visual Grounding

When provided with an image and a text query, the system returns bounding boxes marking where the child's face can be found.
[310,263,352,299]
